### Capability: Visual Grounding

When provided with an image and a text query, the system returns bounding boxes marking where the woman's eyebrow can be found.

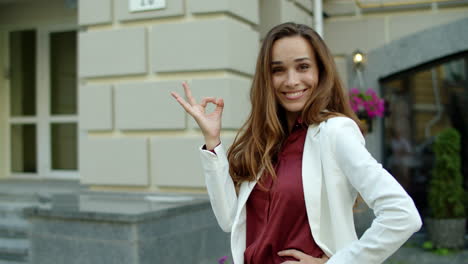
[295,57,311,62]
[271,57,311,65]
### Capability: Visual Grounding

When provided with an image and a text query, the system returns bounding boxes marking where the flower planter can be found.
[425,218,466,249]
[358,112,373,133]
[349,88,384,134]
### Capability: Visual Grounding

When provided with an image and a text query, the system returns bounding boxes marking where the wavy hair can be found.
[227,22,363,186]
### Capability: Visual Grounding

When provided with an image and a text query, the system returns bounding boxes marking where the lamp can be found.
[352,50,365,69]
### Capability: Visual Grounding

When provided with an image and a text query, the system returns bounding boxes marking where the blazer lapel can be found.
[302,123,331,255]
[236,180,256,222]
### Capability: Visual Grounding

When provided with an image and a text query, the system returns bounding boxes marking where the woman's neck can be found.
[286,112,300,133]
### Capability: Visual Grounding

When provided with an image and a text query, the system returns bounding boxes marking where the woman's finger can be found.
[171,91,194,115]
[278,249,307,260]
[182,82,197,106]
[200,97,217,108]
[280,261,298,264]
[214,98,224,114]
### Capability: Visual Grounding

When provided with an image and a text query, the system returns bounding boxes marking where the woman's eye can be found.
[272,67,283,73]
[299,64,310,70]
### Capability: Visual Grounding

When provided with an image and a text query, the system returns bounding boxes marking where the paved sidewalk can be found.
[386,246,468,264]
[385,233,468,264]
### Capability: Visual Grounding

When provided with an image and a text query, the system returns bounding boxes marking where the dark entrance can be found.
[380,51,468,220]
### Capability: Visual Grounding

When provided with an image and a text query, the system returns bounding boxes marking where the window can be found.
[8,28,78,178]
[381,52,468,217]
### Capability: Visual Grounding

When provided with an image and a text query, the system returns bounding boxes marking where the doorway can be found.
[3,26,78,179]
[381,52,468,218]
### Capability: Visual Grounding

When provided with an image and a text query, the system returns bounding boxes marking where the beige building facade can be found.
[1,0,467,193]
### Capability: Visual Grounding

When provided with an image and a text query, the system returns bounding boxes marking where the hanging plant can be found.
[349,88,385,132]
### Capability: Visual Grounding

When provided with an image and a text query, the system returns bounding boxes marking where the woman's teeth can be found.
[284,89,306,99]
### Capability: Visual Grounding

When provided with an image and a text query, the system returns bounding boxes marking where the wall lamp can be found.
[352,50,366,69]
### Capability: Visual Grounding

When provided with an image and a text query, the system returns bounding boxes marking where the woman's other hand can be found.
[278,249,329,264]
[171,82,223,150]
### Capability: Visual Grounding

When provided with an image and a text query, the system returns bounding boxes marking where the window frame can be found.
[5,24,79,180]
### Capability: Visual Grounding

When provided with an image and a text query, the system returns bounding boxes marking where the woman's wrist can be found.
[204,137,221,151]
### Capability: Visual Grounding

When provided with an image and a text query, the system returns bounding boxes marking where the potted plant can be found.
[349,88,385,133]
[426,127,466,249]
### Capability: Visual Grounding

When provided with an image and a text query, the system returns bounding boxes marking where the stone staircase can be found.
[0,179,82,264]
[0,194,35,264]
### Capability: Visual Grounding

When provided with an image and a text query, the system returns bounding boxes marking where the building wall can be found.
[264,0,468,91]
[322,1,468,160]
[0,31,7,179]
[1,0,467,191]
[359,17,468,162]
[0,0,76,27]
[322,0,468,93]
[324,1,468,55]
[77,0,260,192]
[271,0,468,161]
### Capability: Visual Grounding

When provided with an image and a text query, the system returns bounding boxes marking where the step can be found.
[0,194,37,204]
[0,238,28,262]
[0,203,38,220]
[0,260,28,264]
[0,219,29,239]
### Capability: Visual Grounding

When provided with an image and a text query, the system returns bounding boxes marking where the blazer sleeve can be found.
[199,143,238,232]
[326,117,422,264]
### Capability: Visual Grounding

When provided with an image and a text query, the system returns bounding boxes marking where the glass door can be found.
[46,29,78,177]
[9,29,37,176]
[8,27,78,179]
[381,53,468,217]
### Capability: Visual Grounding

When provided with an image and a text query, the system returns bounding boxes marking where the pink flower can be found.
[218,256,229,264]
[350,88,360,95]
[348,88,385,119]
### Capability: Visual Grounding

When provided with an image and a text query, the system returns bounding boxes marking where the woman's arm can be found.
[171,82,237,232]
[199,143,238,232]
[327,117,422,264]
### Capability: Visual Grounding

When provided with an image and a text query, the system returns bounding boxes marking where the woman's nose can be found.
[286,71,300,87]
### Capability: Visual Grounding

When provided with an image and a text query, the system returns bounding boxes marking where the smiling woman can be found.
[271,36,318,129]
[171,22,422,264]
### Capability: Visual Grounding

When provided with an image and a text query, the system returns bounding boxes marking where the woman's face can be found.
[271,36,319,121]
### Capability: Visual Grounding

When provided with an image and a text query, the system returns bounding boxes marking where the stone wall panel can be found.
[79,28,147,77]
[114,81,185,130]
[389,12,468,42]
[151,18,258,75]
[151,135,235,188]
[189,77,251,129]
[188,0,259,25]
[79,84,113,130]
[324,17,386,54]
[79,0,112,26]
[81,137,148,186]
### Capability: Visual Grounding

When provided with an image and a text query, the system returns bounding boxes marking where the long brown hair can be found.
[227,22,363,186]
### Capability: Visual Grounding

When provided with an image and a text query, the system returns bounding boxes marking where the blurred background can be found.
[0,0,467,263]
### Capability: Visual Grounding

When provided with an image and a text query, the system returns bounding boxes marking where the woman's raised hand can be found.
[171,82,224,150]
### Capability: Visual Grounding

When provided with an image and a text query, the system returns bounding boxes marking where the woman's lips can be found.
[282,88,307,100]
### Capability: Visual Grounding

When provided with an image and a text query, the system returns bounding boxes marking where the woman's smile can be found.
[282,88,309,100]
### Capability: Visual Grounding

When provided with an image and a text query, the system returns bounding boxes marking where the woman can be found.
[171,23,421,264]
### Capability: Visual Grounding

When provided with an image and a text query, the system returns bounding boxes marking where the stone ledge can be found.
[24,195,210,223]
[24,193,229,264]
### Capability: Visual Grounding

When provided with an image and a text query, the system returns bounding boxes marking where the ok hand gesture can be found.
[171,82,224,150]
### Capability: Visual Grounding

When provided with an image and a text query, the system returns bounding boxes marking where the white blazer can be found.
[199,116,422,264]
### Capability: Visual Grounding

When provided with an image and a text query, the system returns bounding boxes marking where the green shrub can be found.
[428,128,466,219]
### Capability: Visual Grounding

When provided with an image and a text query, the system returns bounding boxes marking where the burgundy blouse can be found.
[244,120,324,263]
